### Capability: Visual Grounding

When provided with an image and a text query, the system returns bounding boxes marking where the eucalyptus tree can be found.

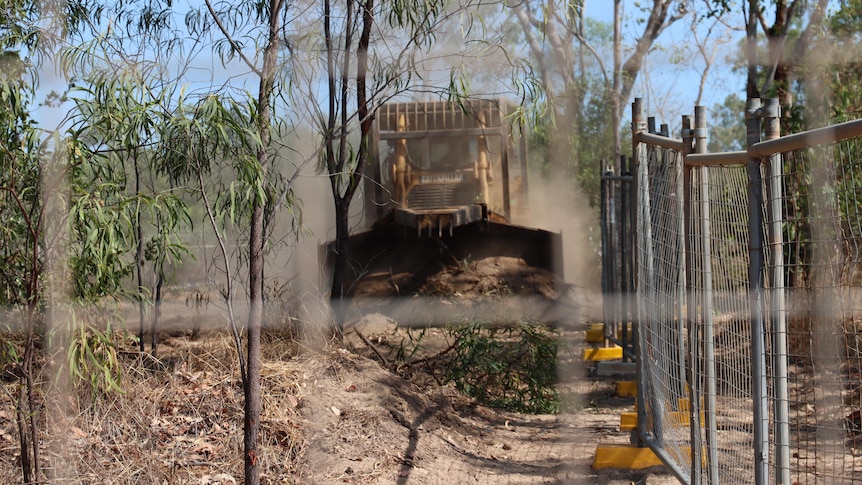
[704,0,848,291]
[508,0,686,179]
[0,76,47,485]
[66,75,192,354]
[181,1,295,482]
[62,1,300,482]
[0,0,107,481]
[706,0,831,130]
[156,91,266,372]
[54,5,257,484]
[319,0,450,320]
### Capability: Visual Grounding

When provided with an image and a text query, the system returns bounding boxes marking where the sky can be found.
[582,1,746,130]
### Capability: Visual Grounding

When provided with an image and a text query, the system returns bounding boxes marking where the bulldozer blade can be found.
[322,218,563,297]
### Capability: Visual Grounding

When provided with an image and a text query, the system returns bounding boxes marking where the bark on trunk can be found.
[244,0,281,483]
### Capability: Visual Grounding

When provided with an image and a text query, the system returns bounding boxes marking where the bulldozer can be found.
[328,98,563,298]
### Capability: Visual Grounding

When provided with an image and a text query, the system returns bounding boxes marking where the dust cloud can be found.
[517,171,603,319]
[267,140,342,342]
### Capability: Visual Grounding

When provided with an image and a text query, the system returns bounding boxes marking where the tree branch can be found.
[203,0,262,77]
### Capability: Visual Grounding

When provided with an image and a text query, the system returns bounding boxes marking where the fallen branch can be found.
[352,328,389,368]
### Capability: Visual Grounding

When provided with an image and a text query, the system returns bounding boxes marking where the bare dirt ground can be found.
[0,255,679,484]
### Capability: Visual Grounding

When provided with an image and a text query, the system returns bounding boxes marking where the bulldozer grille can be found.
[378,100,502,132]
[407,183,477,209]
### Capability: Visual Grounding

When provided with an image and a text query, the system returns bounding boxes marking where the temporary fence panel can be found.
[761,124,862,485]
[689,162,755,485]
[634,123,694,481]
[628,97,862,484]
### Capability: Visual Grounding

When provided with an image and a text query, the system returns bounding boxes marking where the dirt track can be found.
[329,317,678,485]
[0,327,678,484]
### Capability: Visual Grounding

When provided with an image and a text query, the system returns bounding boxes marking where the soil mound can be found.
[347,256,575,329]
[351,256,558,300]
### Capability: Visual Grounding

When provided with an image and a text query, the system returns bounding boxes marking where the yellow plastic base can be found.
[593,444,665,470]
[585,323,636,344]
[620,412,637,431]
[585,323,604,343]
[582,346,623,361]
[616,381,637,398]
[619,410,703,431]
[615,322,634,341]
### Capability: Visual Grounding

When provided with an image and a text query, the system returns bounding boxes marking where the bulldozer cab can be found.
[364,99,529,231]
[393,135,475,170]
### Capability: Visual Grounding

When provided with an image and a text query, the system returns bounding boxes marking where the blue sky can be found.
[582,1,745,128]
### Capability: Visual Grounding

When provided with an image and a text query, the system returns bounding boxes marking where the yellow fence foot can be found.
[593,444,665,469]
[615,322,634,341]
[620,412,637,431]
[585,323,604,343]
[582,346,623,361]
[585,323,636,344]
[619,410,702,432]
[616,381,637,397]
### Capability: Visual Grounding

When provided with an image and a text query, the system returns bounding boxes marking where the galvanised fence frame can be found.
[628,97,862,484]
[601,155,636,361]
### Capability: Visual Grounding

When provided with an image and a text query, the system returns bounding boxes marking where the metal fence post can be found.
[682,114,703,485]
[609,173,619,348]
[746,97,770,485]
[633,98,649,448]
[762,98,790,485]
[620,155,633,362]
[694,105,720,485]
[675,118,689,412]
[624,155,636,362]
[601,163,614,346]
[601,162,637,360]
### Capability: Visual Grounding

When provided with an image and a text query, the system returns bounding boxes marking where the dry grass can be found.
[0,330,309,484]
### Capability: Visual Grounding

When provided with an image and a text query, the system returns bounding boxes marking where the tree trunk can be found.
[612,0,622,172]
[151,268,163,352]
[16,388,30,484]
[327,0,373,339]
[244,199,264,485]
[330,197,350,335]
[134,155,146,354]
[244,0,281,483]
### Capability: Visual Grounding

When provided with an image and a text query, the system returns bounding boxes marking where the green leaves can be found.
[63,308,124,399]
[66,74,197,303]
[68,186,135,301]
[0,80,43,307]
[158,92,263,181]
[442,321,561,414]
[386,0,446,38]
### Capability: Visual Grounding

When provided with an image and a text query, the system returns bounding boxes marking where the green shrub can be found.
[442,321,560,414]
